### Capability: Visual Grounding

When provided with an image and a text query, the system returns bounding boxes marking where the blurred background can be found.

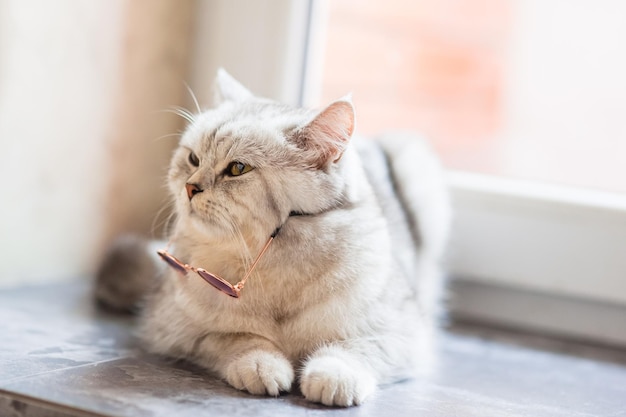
[1,0,625,344]
[321,0,626,193]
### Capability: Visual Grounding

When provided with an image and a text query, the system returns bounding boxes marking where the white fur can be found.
[124,70,452,407]
[301,345,377,406]
[225,349,294,396]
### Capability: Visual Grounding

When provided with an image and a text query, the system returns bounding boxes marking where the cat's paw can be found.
[300,355,376,407]
[225,350,294,396]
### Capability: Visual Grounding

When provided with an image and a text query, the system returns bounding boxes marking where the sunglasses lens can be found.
[158,251,187,275]
[197,270,239,297]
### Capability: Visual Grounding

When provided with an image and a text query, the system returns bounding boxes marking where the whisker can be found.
[228,220,265,296]
[153,132,182,143]
[160,106,196,125]
[184,82,202,114]
[233,224,253,269]
[175,107,195,124]
[206,202,239,239]
[151,199,177,240]
[216,210,252,269]
[228,218,274,298]
[163,210,178,240]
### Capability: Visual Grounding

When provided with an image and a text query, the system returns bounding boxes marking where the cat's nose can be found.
[185,183,203,200]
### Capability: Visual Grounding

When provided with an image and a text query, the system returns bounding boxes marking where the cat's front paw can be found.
[225,350,294,396]
[300,355,376,407]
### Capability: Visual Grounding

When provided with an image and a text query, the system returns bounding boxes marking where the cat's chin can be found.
[188,216,235,240]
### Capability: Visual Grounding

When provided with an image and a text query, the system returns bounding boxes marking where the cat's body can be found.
[96,70,450,407]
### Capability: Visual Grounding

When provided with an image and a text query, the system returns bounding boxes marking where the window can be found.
[316,0,626,194]
[304,0,626,345]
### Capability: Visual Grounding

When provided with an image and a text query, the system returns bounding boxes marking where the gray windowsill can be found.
[1,282,625,417]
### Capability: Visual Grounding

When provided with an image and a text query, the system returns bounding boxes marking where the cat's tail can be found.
[94,235,164,313]
[374,132,451,318]
[375,132,451,261]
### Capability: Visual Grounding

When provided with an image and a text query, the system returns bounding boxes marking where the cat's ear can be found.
[212,68,253,105]
[294,96,355,168]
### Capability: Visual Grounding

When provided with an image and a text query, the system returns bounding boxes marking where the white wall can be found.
[0,1,124,285]
[0,0,193,286]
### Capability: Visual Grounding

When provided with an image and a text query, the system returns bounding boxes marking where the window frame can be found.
[447,172,626,346]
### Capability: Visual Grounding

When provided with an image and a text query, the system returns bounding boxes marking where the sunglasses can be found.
[157,228,280,298]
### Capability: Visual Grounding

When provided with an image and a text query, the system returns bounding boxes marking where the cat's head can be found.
[168,69,355,240]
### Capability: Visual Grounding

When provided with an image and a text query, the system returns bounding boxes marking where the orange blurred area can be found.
[321,0,626,194]
[321,0,510,171]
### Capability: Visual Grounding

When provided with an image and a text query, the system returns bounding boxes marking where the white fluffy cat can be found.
[96,69,450,407]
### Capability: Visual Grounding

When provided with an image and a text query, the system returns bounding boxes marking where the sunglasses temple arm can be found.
[236,235,275,289]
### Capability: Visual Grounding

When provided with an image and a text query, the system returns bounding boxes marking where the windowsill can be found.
[449,278,626,348]
[2,282,625,416]
[447,171,626,347]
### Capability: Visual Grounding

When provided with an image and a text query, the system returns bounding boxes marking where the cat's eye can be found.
[188,151,200,167]
[226,161,254,177]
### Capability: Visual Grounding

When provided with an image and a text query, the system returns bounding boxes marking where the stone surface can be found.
[1,282,626,416]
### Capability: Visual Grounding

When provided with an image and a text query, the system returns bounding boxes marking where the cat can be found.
[95,69,450,407]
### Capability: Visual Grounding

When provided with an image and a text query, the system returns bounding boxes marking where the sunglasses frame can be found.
[157,228,279,298]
